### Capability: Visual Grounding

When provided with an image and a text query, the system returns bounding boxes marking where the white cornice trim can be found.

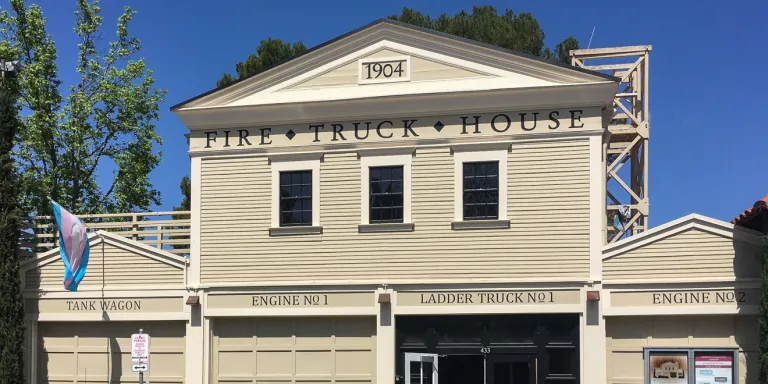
[20,230,186,272]
[176,82,616,131]
[602,213,764,260]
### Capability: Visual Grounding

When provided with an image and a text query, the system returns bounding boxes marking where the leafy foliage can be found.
[0,59,25,383]
[390,6,578,64]
[0,0,166,216]
[217,38,307,87]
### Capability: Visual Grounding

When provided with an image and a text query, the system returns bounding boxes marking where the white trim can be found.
[589,134,604,281]
[204,306,377,317]
[20,231,186,272]
[197,278,592,290]
[176,83,617,131]
[393,303,584,315]
[23,290,187,299]
[360,153,412,224]
[190,156,202,290]
[452,148,509,222]
[603,305,759,316]
[603,279,761,289]
[602,213,764,260]
[358,55,411,85]
[270,158,321,228]
[27,312,189,322]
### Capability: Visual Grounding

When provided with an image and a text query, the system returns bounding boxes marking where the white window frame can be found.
[453,148,508,223]
[271,159,321,229]
[360,153,412,225]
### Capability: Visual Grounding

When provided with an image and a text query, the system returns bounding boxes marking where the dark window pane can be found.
[369,166,404,224]
[279,170,312,226]
[463,161,500,220]
[548,348,575,374]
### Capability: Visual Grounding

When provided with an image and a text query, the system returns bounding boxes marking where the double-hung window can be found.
[270,157,321,235]
[369,166,404,223]
[452,147,509,229]
[359,152,413,232]
[462,161,499,220]
[279,170,312,226]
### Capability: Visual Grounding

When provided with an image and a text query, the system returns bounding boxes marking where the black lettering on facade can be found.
[260,128,272,145]
[309,124,324,142]
[548,111,560,129]
[354,122,370,140]
[223,130,231,147]
[491,114,511,132]
[460,116,482,134]
[205,131,217,148]
[376,121,393,138]
[237,129,252,146]
[569,110,584,128]
[738,291,746,303]
[331,124,346,141]
[520,112,539,131]
[653,293,661,304]
[402,119,419,137]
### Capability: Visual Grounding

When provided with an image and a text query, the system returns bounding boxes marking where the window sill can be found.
[358,223,415,233]
[451,220,510,230]
[269,226,323,236]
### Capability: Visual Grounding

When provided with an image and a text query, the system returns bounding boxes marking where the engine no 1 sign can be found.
[131,330,150,373]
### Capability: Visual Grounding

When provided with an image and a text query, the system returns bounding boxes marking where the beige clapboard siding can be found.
[603,228,762,281]
[199,139,591,284]
[606,315,757,384]
[291,49,486,89]
[36,321,185,384]
[25,242,183,290]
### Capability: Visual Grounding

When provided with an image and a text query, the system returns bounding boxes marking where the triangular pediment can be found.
[21,231,186,290]
[172,19,617,111]
[602,214,764,282]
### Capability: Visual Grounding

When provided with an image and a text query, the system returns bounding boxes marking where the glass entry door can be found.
[486,355,535,384]
[405,353,439,384]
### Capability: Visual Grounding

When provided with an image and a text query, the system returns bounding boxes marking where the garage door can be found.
[212,317,377,384]
[37,321,186,384]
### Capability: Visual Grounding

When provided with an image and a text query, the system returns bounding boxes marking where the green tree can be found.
[0,0,166,217]
[390,6,578,64]
[0,58,25,384]
[217,38,307,87]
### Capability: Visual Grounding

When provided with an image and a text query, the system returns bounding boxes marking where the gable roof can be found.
[20,230,187,272]
[602,213,764,260]
[171,18,619,111]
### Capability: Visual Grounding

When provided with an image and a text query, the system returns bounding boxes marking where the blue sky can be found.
[7,0,767,226]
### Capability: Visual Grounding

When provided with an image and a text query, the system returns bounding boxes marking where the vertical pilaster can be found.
[377,287,395,384]
[582,284,607,384]
[186,155,204,384]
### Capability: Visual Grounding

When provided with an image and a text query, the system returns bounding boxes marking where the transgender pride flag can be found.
[51,201,90,291]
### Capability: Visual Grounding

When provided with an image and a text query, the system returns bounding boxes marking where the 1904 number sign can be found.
[359,57,409,84]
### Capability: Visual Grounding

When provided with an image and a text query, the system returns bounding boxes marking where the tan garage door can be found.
[37,321,186,384]
[606,315,758,384]
[213,317,377,384]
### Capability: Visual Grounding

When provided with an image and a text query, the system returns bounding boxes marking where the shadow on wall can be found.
[732,227,764,384]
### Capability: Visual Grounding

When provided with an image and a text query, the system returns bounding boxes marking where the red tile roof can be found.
[731,193,768,232]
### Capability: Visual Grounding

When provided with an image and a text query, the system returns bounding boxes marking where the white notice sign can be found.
[131,332,150,371]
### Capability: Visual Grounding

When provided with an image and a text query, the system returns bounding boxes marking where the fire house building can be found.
[20,19,761,384]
